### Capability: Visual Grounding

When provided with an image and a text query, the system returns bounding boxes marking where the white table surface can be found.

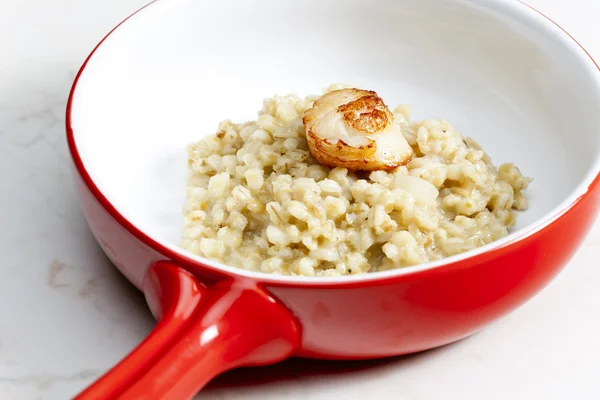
[1,0,599,399]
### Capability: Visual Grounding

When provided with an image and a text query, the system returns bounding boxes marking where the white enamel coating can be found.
[69,0,600,283]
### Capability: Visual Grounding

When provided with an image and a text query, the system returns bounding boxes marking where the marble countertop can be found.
[1,0,599,399]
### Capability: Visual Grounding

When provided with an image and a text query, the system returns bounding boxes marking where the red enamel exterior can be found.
[66,2,600,399]
[75,262,301,399]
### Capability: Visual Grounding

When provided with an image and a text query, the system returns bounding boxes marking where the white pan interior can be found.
[69,0,600,280]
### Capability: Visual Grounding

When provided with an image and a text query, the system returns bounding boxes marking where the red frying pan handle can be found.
[74,261,301,400]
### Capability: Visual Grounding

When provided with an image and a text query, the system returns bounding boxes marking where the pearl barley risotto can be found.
[181,84,531,277]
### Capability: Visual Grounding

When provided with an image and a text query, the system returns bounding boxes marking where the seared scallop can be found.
[303,88,413,171]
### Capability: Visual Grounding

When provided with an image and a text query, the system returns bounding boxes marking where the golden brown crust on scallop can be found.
[303,88,413,171]
[337,92,392,134]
